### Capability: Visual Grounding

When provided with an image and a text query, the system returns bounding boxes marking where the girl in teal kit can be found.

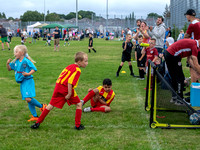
[6,45,46,122]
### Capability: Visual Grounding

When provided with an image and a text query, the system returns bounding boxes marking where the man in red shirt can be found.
[184,9,200,84]
[164,39,200,99]
[31,52,88,130]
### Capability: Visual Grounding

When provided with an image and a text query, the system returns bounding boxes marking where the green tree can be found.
[182,22,188,32]
[78,10,95,19]
[163,4,170,18]
[65,12,76,20]
[147,13,160,19]
[46,13,60,21]
[2,12,6,19]
[20,11,43,21]
[8,17,14,20]
[172,24,179,40]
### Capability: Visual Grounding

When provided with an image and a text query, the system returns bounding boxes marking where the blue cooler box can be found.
[190,82,200,107]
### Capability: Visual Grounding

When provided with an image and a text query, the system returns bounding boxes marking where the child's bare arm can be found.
[139,53,145,61]
[99,98,108,105]
[6,59,12,71]
[152,56,159,63]
[22,69,35,76]
[65,83,72,100]
[135,51,137,60]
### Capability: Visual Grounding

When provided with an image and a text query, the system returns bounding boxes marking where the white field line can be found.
[134,84,162,150]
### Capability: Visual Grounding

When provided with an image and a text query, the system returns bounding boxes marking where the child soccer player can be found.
[45,33,51,46]
[141,38,159,88]
[88,33,96,53]
[6,45,47,122]
[135,35,146,80]
[116,34,135,77]
[82,78,115,113]
[31,52,88,130]
[64,32,70,46]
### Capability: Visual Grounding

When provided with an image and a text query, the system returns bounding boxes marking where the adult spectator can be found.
[167,27,172,37]
[53,26,60,51]
[134,21,150,43]
[184,9,200,87]
[164,39,200,102]
[148,16,166,54]
[136,19,141,28]
[127,28,132,35]
[63,28,67,40]
[0,25,10,50]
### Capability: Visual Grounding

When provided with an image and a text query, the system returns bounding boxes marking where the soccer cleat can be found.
[28,116,39,122]
[8,48,10,50]
[81,100,84,106]
[83,107,91,112]
[31,123,40,129]
[75,124,85,130]
[40,104,47,112]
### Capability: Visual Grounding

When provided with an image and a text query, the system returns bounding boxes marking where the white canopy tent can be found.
[27,22,41,35]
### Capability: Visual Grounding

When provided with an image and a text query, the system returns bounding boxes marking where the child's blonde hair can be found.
[12,45,36,63]
[75,52,87,62]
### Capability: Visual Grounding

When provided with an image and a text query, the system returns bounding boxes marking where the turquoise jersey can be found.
[9,57,37,83]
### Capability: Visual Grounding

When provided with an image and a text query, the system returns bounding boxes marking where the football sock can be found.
[28,103,37,117]
[75,109,82,127]
[91,107,105,112]
[36,108,50,124]
[141,69,145,78]
[29,98,42,108]
[92,48,96,52]
[139,69,142,78]
[129,65,134,75]
[83,90,95,103]
[88,49,91,53]
[117,66,122,74]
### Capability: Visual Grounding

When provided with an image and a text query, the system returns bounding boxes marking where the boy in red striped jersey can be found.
[82,78,115,113]
[31,52,88,130]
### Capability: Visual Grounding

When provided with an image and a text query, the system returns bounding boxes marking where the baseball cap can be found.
[184,9,196,16]
[166,37,174,46]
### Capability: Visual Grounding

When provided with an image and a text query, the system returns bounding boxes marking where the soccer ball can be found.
[189,113,200,125]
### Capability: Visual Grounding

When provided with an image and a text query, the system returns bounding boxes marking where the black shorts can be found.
[121,53,131,62]
[137,58,146,67]
[88,44,93,47]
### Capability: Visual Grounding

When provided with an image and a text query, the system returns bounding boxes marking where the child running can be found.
[31,52,88,130]
[6,45,47,122]
[82,78,115,113]
[88,33,96,53]
[116,34,135,77]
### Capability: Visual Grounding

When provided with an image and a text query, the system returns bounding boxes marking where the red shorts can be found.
[50,83,80,109]
[90,98,106,108]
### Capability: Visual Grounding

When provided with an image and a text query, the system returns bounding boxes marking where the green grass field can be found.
[1,37,200,150]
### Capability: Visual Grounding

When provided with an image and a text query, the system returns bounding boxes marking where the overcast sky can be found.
[1,0,170,19]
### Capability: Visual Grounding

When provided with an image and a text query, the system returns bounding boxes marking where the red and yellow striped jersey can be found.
[97,86,115,106]
[56,64,81,88]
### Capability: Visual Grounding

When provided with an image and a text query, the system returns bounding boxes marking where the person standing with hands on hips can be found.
[53,26,60,52]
